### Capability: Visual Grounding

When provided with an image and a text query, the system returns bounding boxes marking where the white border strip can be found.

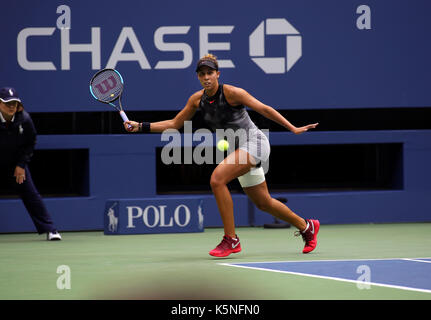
[219,258,431,294]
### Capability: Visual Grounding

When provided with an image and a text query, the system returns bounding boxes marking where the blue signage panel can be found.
[104,198,205,235]
[1,0,430,112]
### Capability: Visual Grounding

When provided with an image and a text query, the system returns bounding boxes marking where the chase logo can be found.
[249,18,302,74]
[17,13,301,75]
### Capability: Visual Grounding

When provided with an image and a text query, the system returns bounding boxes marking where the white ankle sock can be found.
[302,221,310,233]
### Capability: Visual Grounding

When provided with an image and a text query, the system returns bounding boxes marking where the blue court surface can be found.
[221,258,431,294]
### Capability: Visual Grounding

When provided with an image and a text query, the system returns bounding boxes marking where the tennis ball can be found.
[217,139,229,151]
[110,93,114,97]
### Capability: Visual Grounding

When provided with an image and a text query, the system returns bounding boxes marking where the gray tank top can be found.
[198,84,257,132]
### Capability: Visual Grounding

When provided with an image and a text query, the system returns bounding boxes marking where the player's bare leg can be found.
[243,181,307,230]
[208,149,254,257]
[210,149,254,238]
[244,182,319,253]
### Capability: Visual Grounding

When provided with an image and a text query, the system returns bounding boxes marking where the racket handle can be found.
[119,111,132,129]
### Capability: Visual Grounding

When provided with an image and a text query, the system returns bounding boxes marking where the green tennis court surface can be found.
[1,223,430,300]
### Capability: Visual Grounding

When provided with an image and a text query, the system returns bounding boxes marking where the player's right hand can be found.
[124,121,139,132]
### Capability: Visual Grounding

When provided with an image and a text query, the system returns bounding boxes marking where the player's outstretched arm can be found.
[225,85,318,134]
[123,92,201,133]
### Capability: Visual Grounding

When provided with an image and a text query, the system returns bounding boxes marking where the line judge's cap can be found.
[0,87,22,104]
[195,59,218,72]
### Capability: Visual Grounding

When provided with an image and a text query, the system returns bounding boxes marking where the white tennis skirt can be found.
[237,128,270,188]
[238,128,270,163]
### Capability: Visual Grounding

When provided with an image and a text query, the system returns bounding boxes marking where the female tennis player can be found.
[124,54,319,257]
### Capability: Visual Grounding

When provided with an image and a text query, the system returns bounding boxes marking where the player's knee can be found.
[254,197,273,212]
[210,172,225,190]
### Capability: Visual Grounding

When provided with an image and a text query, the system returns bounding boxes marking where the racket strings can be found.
[90,70,123,102]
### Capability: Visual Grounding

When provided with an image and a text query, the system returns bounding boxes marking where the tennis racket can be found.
[89,68,132,129]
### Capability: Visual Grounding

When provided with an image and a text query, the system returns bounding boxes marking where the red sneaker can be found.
[295,219,320,254]
[209,235,242,257]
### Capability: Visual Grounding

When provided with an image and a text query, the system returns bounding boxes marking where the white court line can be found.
[218,257,431,265]
[402,258,431,264]
[218,258,431,295]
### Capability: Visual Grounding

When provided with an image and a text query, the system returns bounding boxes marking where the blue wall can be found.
[0,0,430,112]
[1,0,431,232]
[1,130,430,233]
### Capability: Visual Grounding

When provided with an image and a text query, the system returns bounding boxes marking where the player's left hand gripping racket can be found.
[89,68,132,129]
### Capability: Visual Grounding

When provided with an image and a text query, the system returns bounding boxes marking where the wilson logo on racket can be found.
[89,68,132,129]
[94,76,117,95]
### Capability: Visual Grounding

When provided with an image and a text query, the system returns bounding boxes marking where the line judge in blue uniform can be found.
[124,55,320,257]
[0,87,61,240]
